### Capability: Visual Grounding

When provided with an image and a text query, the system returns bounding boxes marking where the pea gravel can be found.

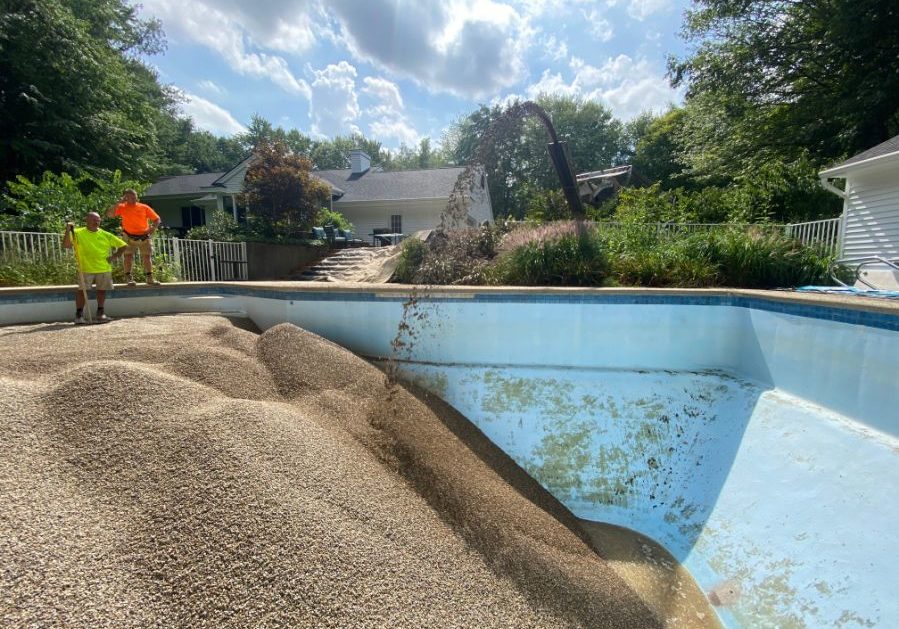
[0,314,661,628]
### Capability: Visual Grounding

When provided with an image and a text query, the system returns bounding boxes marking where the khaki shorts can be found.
[124,235,152,258]
[77,272,114,291]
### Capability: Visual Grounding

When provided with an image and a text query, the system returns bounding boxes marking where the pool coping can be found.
[3,281,898,313]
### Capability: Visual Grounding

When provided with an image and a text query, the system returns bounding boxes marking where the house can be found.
[820,134,899,288]
[142,157,256,236]
[315,150,492,241]
[142,150,493,239]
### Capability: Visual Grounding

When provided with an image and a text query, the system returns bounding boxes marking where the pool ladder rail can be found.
[830,256,899,290]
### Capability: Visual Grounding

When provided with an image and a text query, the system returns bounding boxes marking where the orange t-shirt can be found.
[114,202,160,235]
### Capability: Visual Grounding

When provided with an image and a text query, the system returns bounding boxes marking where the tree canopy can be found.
[0,0,176,182]
[241,141,330,238]
[669,0,899,167]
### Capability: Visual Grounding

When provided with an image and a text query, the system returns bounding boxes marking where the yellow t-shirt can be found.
[72,227,126,274]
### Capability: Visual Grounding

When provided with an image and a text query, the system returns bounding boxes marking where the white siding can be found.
[215,161,250,194]
[841,167,899,261]
[335,199,446,243]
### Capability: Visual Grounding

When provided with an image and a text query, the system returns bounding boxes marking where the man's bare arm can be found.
[62,223,74,249]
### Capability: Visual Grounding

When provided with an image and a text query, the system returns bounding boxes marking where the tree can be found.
[0,0,176,183]
[625,109,688,188]
[442,96,628,218]
[241,141,330,237]
[670,0,899,164]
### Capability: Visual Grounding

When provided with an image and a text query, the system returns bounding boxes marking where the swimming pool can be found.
[2,283,897,628]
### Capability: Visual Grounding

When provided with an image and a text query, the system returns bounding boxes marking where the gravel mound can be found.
[0,315,660,628]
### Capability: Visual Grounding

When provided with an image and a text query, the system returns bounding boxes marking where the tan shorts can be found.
[124,235,152,258]
[77,272,114,291]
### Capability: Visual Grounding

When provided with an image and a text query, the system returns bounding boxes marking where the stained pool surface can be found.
[2,283,897,628]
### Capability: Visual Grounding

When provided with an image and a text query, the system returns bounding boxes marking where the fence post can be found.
[207,239,216,281]
[171,238,182,281]
[241,241,248,280]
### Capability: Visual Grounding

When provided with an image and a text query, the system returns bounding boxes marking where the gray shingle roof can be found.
[144,172,225,198]
[823,134,899,173]
[315,167,467,202]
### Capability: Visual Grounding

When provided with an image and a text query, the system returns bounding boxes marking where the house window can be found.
[390,214,402,233]
[180,206,206,229]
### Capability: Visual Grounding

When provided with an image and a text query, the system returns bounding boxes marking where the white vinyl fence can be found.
[0,231,248,281]
[784,218,842,255]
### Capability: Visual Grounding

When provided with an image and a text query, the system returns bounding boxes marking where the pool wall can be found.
[2,283,898,628]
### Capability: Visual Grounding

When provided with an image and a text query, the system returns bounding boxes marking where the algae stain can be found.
[523,420,595,502]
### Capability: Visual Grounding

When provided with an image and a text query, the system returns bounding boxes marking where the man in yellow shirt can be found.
[106,189,162,286]
[63,213,128,324]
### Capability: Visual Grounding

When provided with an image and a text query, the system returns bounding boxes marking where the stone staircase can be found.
[288,246,397,282]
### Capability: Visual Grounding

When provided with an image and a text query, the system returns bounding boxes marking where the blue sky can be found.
[136,0,691,150]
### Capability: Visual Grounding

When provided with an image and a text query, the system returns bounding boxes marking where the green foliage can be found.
[1,170,145,232]
[602,225,833,288]
[495,231,610,286]
[524,188,570,222]
[443,96,628,219]
[314,208,353,231]
[0,254,76,287]
[0,0,175,182]
[0,248,176,287]
[393,225,505,285]
[670,0,899,173]
[185,209,241,241]
[242,141,331,238]
[391,222,835,289]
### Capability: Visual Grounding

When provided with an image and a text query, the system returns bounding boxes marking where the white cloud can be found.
[139,0,311,98]
[627,0,671,21]
[582,9,614,42]
[526,55,682,120]
[327,0,533,98]
[542,35,568,61]
[370,118,420,147]
[198,80,225,95]
[181,94,247,136]
[362,76,404,115]
[309,61,361,138]
[359,76,421,148]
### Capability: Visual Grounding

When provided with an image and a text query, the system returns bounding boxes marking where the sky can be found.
[135,0,692,150]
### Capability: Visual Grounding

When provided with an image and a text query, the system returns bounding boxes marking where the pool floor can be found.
[390,363,898,628]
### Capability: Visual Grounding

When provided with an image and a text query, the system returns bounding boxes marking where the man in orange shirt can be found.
[106,189,162,286]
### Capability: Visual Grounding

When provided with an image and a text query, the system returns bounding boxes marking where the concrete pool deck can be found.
[2,282,898,628]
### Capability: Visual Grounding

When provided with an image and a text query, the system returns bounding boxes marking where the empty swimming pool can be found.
[2,283,897,628]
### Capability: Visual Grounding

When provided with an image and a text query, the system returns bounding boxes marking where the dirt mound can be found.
[0,315,659,628]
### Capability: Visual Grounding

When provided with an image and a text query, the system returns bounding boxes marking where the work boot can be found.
[126,275,136,287]
[145,274,161,286]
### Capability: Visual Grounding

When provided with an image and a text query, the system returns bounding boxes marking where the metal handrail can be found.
[830,256,899,289]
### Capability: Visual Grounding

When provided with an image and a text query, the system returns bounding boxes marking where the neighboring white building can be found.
[820,134,899,289]
[143,150,493,240]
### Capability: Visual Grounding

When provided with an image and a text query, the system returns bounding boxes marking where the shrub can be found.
[393,224,505,285]
[315,208,353,231]
[496,231,609,286]
[1,170,145,233]
[0,250,176,287]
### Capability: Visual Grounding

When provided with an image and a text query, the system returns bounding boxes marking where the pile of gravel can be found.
[0,315,660,628]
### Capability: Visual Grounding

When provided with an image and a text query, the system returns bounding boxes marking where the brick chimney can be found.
[349,149,371,174]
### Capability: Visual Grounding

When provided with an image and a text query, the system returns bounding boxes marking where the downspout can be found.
[818,176,845,199]
[819,176,847,259]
